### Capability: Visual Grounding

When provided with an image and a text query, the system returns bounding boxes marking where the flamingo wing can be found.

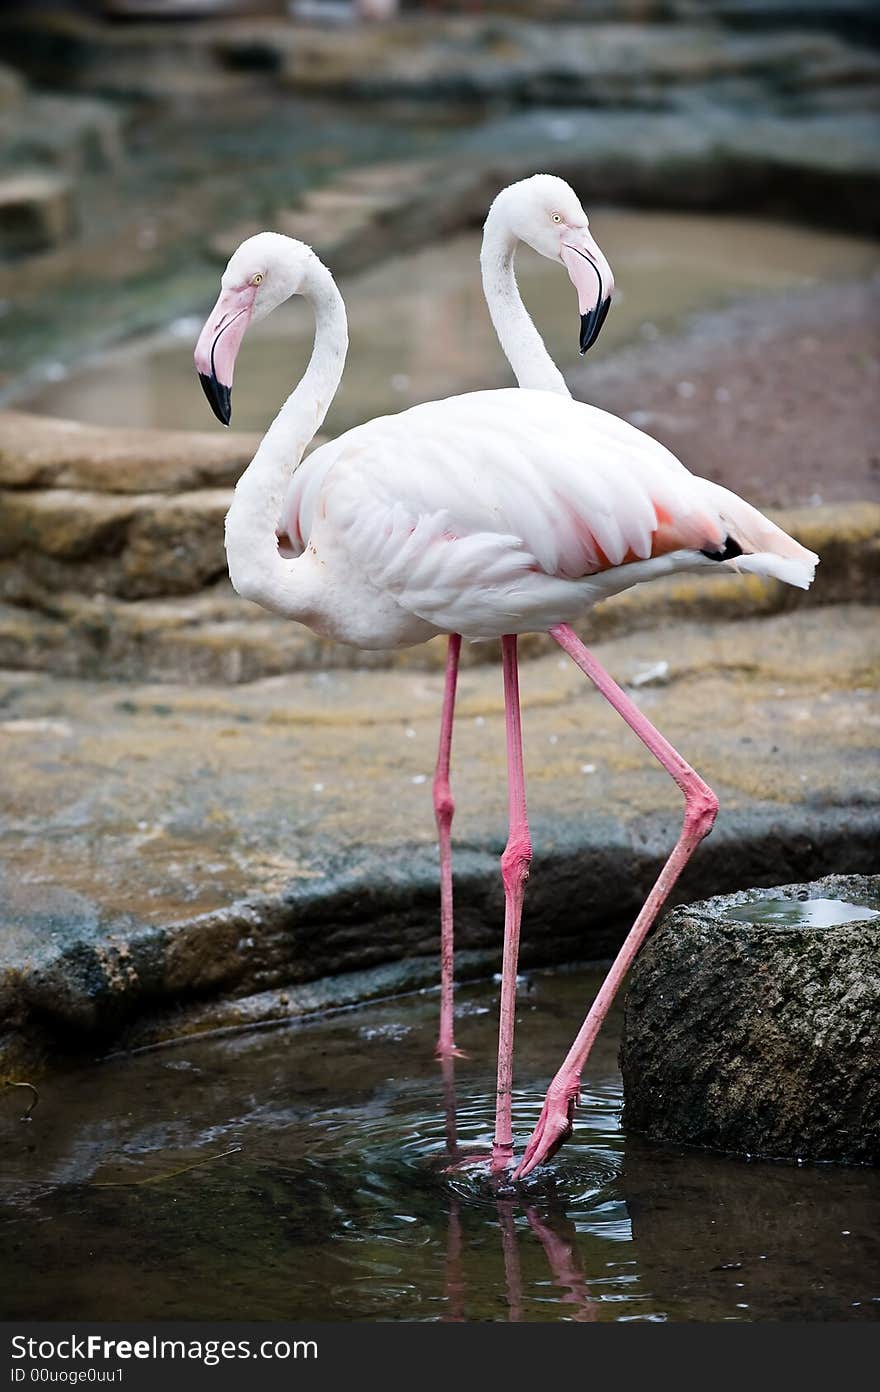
[298,389,815,636]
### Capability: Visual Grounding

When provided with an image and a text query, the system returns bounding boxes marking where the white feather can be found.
[276,388,818,646]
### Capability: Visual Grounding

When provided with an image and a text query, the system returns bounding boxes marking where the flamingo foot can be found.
[443,1150,517,1196]
[435,1042,469,1062]
[490,1139,515,1176]
[513,1081,579,1180]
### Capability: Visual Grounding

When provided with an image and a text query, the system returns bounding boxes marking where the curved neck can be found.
[225,256,348,617]
[480,214,569,397]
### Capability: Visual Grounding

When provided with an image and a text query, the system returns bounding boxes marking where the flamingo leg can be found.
[434,633,463,1060]
[491,635,532,1173]
[514,622,718,1180]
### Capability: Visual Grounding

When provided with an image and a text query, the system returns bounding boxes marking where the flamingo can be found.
[194,190,817,1179]
[427,175,607,1068]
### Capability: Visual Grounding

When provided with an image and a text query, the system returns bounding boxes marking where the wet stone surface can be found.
[621,874,880,1164]
[1,967,877,1322]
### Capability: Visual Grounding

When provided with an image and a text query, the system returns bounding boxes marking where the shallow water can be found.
[2,968,877,1322]
[23,212,879,435]
[722,897,880,927]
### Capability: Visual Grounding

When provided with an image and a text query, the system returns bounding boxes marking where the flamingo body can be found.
[279,387,816,648]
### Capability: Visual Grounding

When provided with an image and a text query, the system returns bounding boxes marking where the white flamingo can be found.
[426,175,608,1068]
[194,188,817,1178]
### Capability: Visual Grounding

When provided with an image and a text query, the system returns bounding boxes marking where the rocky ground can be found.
[1,602,878,1074]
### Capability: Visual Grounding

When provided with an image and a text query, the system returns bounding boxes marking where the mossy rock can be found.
[621,874,880,1164]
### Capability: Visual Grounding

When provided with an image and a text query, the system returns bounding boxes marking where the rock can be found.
[0,93,125,177]
[5,8,879,113]
[0,10,267,103]
[620,873,880,1164]
[276,20,880,108]
[0,487,233,601]
[669,2,880,44]
[207,157,486,275]
[457,108,880,234]
[0,488,141,564]
[0,171,76,257]
[211,108,880,276]
[0,411,261,493]
[0,604,878,1074]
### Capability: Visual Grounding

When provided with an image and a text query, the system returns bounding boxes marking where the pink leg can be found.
[440,1054,460,1163]
[515,623,718,1180]
[491,635,532,1173]
[435,633,463,1060]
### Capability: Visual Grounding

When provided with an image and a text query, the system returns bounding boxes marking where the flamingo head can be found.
[486,173,615,355]
[194,232,314,425]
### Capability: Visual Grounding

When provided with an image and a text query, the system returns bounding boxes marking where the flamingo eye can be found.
[551,213,563,224]
[252,272,264,285]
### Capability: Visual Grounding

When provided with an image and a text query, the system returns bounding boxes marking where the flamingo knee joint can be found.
[686,784,720,841]
[500,836,532,895]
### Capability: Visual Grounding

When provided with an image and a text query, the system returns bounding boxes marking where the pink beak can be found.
[193,283,257,425]
[560,229,615,354]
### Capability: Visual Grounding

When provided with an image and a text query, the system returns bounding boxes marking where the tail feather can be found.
[700,480,819,590]
[734,552,817,590]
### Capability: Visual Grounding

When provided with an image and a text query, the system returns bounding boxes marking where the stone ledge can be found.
[6,12,879,104]
[0,409,261,493]
[210,107,880,275]
[0,92,125,178]
[0,487,233,600]
[0,170,77,258]
[275,20,880,105]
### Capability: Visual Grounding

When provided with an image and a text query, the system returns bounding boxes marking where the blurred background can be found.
[0,0,878,682]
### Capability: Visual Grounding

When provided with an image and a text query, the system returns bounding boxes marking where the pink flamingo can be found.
[431,176,608,1068]
[194,185,817,1178]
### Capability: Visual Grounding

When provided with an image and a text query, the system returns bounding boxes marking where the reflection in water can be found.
[440,1051,598,1322]
[524,1204,598,1323]
[440,1055,465,1322]
[498,1201,524,1323]
[0,969,877,1322]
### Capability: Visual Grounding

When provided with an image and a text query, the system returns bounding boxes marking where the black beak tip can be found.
[198,371,232,427]
[579,296,612,356]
